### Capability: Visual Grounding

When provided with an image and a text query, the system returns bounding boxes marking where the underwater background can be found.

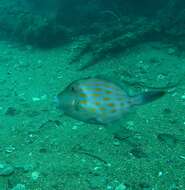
[0,0,185,189]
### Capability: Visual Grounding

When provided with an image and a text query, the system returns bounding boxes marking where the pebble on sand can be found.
[11,184,26,190]
[31,171,40,181]
[0,162,14,176]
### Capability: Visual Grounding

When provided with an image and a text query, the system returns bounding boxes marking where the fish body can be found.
[56,78,165,124]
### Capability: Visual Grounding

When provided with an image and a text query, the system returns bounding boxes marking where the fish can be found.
[56,78,165,125]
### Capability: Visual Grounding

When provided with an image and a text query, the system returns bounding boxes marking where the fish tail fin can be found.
[130,91,165,106]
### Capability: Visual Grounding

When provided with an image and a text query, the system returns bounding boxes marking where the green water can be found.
[0,0,185,190]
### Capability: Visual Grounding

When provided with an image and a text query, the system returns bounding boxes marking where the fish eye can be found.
[70,86,76,92]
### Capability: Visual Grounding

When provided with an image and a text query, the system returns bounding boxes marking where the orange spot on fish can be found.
[95,102,101,105]
[103,97,111,101]
[79,93,87,98]
[107,103,115,107]
[92,94,101,97]
[95,88,102,92]
[103,84,111,88]
[80,100,87,104]
[99,107,106,111]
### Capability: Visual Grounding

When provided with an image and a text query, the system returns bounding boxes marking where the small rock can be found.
[157,74,165,80]
[5,107,19,116]
[31,171,40,181]
[88,175,107,189]
[40,94,47,100]
[107,185,113,190]
[5,145,16,153]
[167,48,176,55]
[0,162,14,176]
[138,182,151,189]
[163,108,172,114]
[157,133,178,147]
[127,121,134,127]
[115,183,127,190]
[158,171,163,177]
[113,139,120,146]
[32,97,40,102]
[72,125,78,130]
[15,163,33,173]
[130,147,147,158]
[11,184,26,190]
[181,94,185,100]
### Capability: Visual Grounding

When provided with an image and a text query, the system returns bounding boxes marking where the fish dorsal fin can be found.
[90,74,129,92]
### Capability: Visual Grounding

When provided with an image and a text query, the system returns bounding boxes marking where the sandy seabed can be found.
[0,39,185,190]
